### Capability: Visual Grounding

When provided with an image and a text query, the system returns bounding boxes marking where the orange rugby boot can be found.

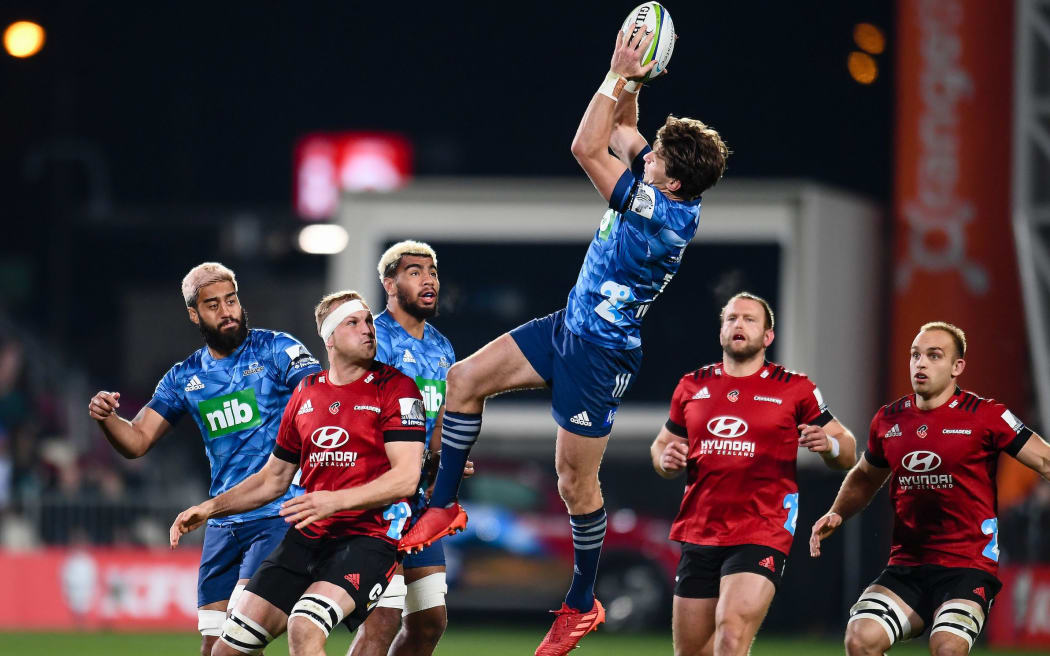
[398,502,468,554]
[534,599,606,656]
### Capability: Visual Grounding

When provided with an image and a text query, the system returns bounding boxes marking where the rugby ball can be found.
[621,3,675,81]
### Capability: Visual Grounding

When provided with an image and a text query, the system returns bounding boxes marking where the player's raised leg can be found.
[844,585,923,656]
[400,332,546,551]
[673,597,717,656]
[712,573,776,656]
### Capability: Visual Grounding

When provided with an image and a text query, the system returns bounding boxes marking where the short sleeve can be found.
[863,412,889,468]
[631,145,652,178]
[270,332,322,388]
[608,169,637,213]
[797,381,834,427]
[664,378,689,437]
[984,402,1033,457]
[145,364,187,426]
[381,373,426,443]
[273,384,303,463]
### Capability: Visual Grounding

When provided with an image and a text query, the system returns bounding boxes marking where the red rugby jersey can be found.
[274,363,425,542]
[665,362,834,554]
[865,388,1032,575]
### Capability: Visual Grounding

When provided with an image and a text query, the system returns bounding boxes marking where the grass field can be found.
[0,628,1044,656]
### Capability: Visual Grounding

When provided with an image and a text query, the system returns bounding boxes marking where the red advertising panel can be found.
[987,565,1050,648]
[294,132,413,219]
[0,548,201,630]
[890,1,1035,502]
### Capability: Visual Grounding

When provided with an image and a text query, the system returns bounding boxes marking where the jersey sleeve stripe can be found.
[864,450,889,468]
[608,169,636,213]
[146,398,181,425]
[665,418,687,437]
[273,444,300,463]
[630,145,652,178]
[1004,427,1033,457]
[808,410,835,427]
[384,429,426,443]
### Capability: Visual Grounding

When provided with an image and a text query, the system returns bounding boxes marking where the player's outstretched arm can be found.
[571,28,656,201]
[809,457,890,557]
[1015,431,1050,482]
[650,426,688,479]
[89,390,171,459]
[280,440,425,531]
[798,420,858,470]
[169,455,297,547]
[609,86,649,167]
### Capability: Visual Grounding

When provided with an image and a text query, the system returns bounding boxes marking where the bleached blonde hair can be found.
[920,321,967,359]
[314,290,367,336]
[182,262,238,307]
[377,240,438,282]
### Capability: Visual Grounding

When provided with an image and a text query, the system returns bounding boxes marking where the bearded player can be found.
[650,292,857,656]
[349,241,460,656]
[810,322,1050,655]
[399,26,729,656]
[170,291,426,656]
[88,262,321,655]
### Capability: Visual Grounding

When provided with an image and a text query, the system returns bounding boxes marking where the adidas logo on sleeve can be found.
[570,411,592,427]
[692,386,710,400]
[298,399,314,415]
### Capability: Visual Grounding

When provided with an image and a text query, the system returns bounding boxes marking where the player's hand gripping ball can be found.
[621,2,676,81]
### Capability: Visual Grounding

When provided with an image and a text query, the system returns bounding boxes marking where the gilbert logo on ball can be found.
[621,3,676,81]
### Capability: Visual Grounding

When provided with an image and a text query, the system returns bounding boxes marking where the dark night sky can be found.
[3,2,893,205]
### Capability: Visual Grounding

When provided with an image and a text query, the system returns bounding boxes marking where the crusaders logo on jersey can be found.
[329,401,341,415]
[916,424,928,439]
[727,389,740,403]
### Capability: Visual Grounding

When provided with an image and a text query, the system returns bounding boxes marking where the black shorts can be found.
[868,565,1002,631]
[245,529,398,632]
[674,543,787,598]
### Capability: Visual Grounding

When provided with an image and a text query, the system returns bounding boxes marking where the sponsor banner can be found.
[890,0,1036,506]
[987,565,1050,648]
[0,548,200,630]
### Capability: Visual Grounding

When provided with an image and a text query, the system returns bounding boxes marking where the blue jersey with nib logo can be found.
[373,310,455,446]
[565,148,702,350]
[147,329,321,526]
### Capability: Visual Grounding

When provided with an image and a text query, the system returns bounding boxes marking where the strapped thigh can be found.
[219,609,274,654]
[848,591,914,645]
[930,602,986,651]
[405,572,448,615]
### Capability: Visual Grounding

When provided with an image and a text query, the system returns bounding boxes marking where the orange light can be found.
[853,22,885,55]
[4,21,45,58]
[848,51,878,85]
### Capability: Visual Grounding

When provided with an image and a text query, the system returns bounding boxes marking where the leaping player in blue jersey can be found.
[88,262,321,656]
[348,240,464,656]
[400,26,730,656]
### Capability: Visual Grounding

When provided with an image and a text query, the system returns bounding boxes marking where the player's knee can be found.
[200,634,218,656]
[844,622,886,656]
[930,641,969,656]
[714,618,747,652]
[405,609,447,646]
[287,616,327,656]
[446,362,480,402]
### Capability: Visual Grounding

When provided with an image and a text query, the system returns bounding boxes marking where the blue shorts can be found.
[510,308,642,437]
[403,540,445,569]
[198,515,289,607]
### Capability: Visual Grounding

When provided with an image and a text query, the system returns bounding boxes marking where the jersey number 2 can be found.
[981,517,999,562]
[783,493,799,536]
[383,502,412,540]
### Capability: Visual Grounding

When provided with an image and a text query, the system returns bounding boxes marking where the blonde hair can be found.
[920,321,967,359]
[314,290,367,336]
[182,262,238,307]
[377,240,438,282]
[720,291,775,330]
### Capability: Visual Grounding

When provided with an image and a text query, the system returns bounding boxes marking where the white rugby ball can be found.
[621,2,675,81]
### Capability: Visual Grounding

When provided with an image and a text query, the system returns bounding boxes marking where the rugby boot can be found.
[398,502,468,554]
[534,599,606,656]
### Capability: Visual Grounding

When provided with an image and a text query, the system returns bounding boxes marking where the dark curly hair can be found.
[655,116,729,200]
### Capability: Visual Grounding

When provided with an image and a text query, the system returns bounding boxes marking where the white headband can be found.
[320,300,369,342]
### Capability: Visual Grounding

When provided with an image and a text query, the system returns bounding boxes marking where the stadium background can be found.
[1,1,1049,654]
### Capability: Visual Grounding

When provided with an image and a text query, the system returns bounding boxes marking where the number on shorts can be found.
[383,501,412,540]
[981,517,999,561]
[783,493,799,536]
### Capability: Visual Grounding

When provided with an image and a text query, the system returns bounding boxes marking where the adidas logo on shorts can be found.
[884,424,902,438]
[184,375,205,392]
[758,556,776,573]
[570,411,592,427]
[298,399,314,415]
[345,572,360,590]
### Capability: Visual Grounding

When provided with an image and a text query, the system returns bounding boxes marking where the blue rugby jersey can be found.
[147,329,321,525]
[373,310,455,445]
[565,148,702,350]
